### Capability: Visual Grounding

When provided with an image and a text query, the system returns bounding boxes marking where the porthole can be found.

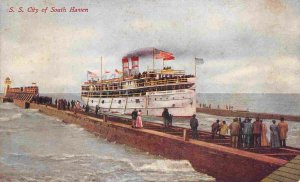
[118,100,121,104]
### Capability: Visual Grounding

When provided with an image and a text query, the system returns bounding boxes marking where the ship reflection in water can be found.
[0,102,214,181]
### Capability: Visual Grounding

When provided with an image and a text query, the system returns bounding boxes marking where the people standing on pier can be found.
[74,101,81,114]
[211,120,220,139]
[278,117,288,147]
[95,105,100,115]
[252,117,262,148]
[229,118,240,148]
[85,104,90,113]
[67,101,70,110]
[162,108,170,128]
[131,109,138,128]
[260,120,269,147]
[135,110,143,128]
[55,99,57,107]
[190,114,199,139]
[219,121,228,139]
[71,100,75,110]
[238,118,244,148]
[243,118,253,148]
[270,120,280,148]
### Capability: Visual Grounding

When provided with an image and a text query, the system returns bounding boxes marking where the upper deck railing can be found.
[82,77,192,92]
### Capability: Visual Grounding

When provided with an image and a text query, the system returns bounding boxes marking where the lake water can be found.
[197,93,300,116]
[0,102,214,181]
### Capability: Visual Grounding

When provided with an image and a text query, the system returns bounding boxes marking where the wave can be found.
[0,113,22,122]
[129,159,195,172]
[7,152,194,173]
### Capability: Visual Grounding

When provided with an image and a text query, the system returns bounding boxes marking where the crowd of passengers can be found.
[210,117,288,149]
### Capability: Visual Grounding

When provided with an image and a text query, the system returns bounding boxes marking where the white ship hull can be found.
[81,89,196,117]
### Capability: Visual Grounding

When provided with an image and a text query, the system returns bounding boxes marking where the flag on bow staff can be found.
[115,69,123,74]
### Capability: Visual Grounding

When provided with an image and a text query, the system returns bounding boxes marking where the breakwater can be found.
[10,99,299,182]
[197,107,300,122]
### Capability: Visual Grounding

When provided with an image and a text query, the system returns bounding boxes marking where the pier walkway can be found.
[262,155,300,182]
[68,106,300,161]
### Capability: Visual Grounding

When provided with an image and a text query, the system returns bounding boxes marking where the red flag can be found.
[163,55,175,61]
[154,49,174,60]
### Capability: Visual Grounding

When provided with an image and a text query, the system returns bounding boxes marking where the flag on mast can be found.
[195,58,204,65]
[87,71,98,78]
[154,49,175,60]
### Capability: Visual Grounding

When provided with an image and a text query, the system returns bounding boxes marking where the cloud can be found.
[1,0,299,93]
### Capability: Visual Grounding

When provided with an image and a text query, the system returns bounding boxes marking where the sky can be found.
[1,0,299,93]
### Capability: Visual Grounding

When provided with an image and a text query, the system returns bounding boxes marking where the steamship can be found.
[81,48,196,117]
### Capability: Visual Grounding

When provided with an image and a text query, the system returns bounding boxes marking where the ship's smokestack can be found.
[131,56,139,75]
[122,57,129,77]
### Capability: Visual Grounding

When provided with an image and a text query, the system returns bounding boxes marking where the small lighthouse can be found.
[4,77,12,96]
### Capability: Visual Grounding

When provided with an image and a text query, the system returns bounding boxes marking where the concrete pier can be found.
[197,107,300,122]
[11,99,300,182]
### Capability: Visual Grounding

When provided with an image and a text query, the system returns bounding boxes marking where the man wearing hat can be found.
[190,114,199,139]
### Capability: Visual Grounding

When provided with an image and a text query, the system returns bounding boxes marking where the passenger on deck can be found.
[243,118,253,148]
[135,110,143,128]
[278,117,288,147]
[219,121,228,139]
[131,109,138,128]
[229,118,240,148]
[252,117,262,148]
[270,120,280,148]
[211,120,220,139]
[260,120,269,147]
[190,114,199,139]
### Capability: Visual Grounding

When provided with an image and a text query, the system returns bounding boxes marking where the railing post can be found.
[183,129,189,141]
[103,114,108,122]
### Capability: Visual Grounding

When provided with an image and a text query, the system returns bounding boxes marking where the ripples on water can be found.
[0,102,214,182]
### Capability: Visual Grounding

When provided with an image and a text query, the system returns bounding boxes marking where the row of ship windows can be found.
[89,96,187,104]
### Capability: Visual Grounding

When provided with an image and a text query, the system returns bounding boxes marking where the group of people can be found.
[211,117,289,148]
[131,109,143,128]
[54,99,81,114]
[32,96,52,105]
[198,103,234,110]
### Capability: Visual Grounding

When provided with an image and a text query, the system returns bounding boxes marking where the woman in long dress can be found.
[261,120,269,147]
[219,121,228,139]
[270,120,280,148]
[135,110,143,128]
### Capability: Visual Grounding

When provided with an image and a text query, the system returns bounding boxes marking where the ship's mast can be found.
[152,48,155,71]
[100,56,102,82]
